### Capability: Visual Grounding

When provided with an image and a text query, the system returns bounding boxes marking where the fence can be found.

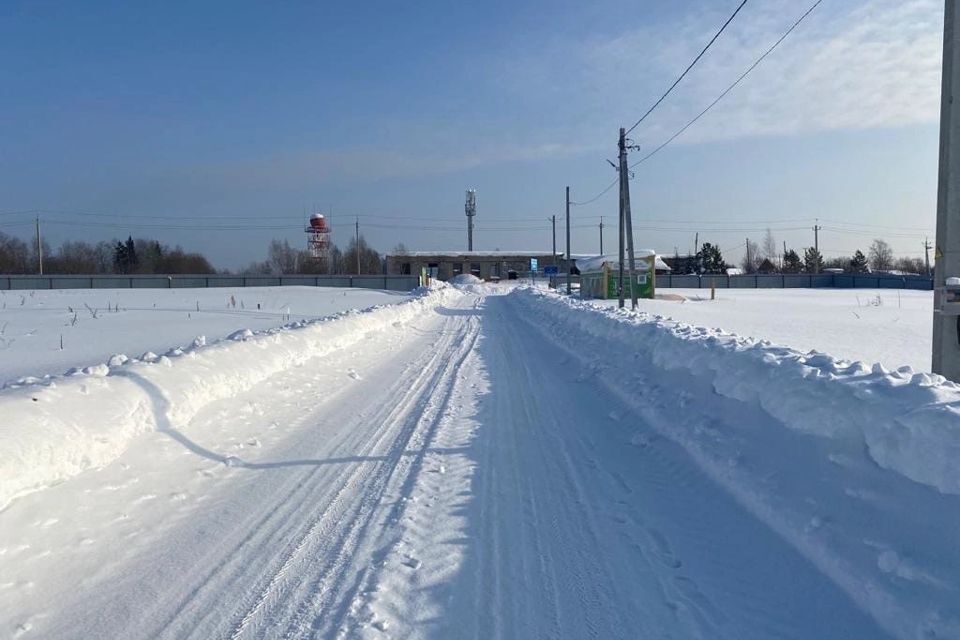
[656,273,933,290]
[0,274,422,292]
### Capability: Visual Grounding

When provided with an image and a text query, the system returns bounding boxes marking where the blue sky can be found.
[0,0,944,269]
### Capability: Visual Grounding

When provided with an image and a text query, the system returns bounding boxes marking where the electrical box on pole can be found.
[934,0,960,381]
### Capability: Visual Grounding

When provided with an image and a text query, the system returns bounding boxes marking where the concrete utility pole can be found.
[745,238,751,272]
[813,220,822,274]
[566,187,572,295]
[35,215,43,275]
[355,218,361,275]
[599,216,604,254]
[934,0,960,381]
[924,237,933,276]
[619,127,639,310]
[617,140,626,309]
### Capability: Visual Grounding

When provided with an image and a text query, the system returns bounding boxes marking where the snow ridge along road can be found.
[1,284,954,639]
[0,286,455,510]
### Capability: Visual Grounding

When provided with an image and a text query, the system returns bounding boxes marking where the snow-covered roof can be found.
[575,252,670,272]
[387,250,556,258]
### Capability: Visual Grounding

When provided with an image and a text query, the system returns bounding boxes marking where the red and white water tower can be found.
[306,213,332,266]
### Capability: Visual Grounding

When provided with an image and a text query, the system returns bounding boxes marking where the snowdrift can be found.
[0,285,459,511]
[511,288,960,640]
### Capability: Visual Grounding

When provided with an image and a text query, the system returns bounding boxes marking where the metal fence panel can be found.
[669,275,700,288]
[318,277,353,288]
[351,277,387,289]
[90,277,132,289]
[782,275,811,288]
[755,276,781,288]
[171,277,208,288]
[653,273,932,291]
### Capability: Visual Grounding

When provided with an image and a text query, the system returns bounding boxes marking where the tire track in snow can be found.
[122,322,429,638]
[225,301,482,639]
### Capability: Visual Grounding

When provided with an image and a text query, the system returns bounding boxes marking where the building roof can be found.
[575,252,670,272]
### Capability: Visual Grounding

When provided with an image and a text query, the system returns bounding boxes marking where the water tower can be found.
[306,213,332,267]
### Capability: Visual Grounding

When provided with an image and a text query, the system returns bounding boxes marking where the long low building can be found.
[386,251,564,281]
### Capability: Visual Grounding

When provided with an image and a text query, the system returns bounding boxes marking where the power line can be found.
[570,178,619,206]
[625,0,749,136]
[631,0,825,169]
[819,219,935,232]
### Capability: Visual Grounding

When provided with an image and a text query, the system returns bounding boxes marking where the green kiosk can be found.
[578,252,658,300]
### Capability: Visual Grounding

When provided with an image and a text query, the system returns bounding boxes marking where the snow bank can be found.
[511,287,960,640]
[0,285,460,510]
[448,274,482,285]
[515,288,960,495]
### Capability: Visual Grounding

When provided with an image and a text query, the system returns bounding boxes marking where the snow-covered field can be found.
[1,282,957,640]
[596,288,933,372]
[0,286,411,386]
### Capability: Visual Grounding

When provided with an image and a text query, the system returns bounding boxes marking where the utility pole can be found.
[617,139,626,309]
[35,215,43,275]
[566,187,572,295]
[745,238,751,272]
[619,127,638,309]
[934,0,960,381]
[355,217,361,274]
[599,216,604,254]
[924,237,933,276]
[813,219,822,273]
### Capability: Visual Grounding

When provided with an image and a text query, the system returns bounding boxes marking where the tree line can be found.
[676,232,928,276]
[0,230,393,276]
[241,236,387,275]
[0,232,215,275]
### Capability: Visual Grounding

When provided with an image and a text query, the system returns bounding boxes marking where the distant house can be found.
[385,251,563,281]
[757,258,778,274]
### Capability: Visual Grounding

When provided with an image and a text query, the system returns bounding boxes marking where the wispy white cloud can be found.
[500,0,943,147]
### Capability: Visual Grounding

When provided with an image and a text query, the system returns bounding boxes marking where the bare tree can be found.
[741,238,761,273]
[761,229,778,264]
[868,239,895,272]
[0,231,30,273]
[893,256,924,275]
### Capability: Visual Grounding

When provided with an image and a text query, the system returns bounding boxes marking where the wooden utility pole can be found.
[35,215,43,275]
[813,220,822,273]
[599,216,604,254]
[934,0,960,380]
[355,218,361,274]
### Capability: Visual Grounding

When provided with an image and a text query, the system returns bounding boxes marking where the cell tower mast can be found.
[465,189,477,251]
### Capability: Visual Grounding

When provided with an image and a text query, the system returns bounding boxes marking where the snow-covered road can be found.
[2,286,954,639]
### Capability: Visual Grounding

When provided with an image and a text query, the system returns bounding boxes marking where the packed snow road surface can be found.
[1,284,957,639]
